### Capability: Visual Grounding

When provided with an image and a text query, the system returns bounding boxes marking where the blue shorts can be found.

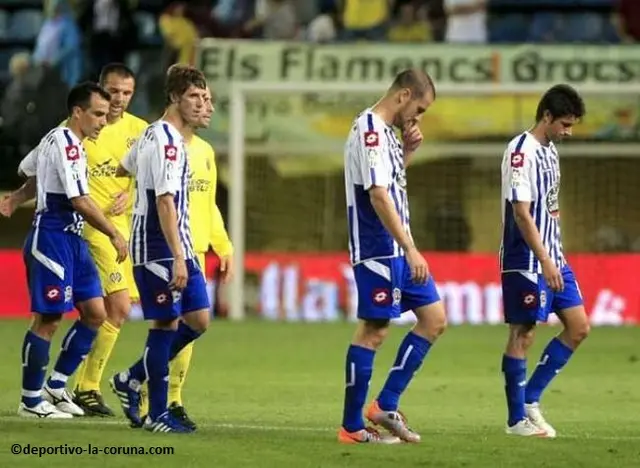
[352,257,441,321]
[501,265,584,324]
[134,258,210,321]
[23,227,102,314]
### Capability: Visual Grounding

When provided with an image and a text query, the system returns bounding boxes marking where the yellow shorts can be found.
[84,229,139,301]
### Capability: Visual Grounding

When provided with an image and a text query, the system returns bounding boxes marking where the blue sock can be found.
[145,329,175,420]
[377,332,432,411]
[502,355,527,427]
[21,331,50,407]
[128,358,146,383]
[525,337,573,404]
[169,322,201,361]
[341,345,375,433]
[48,321,96,390]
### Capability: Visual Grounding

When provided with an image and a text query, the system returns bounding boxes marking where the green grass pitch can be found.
[0,319,639,467]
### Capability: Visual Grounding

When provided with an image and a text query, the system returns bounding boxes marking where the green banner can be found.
[197,41,640,162]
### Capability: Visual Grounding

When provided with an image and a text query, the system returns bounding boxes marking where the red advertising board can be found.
[1,250,638,325]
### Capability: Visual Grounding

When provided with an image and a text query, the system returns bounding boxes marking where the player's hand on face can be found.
[541,258,564,292]
[170,257,188,291]
[0,195,16,218]
[402,124,423,154]
[219,255,233,284]
[109,191,128,216]
[406,246,429,284]
[110,231,128,263]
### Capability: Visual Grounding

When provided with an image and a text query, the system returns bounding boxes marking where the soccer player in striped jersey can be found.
[1,82,128,418]
[500,84,588,438]
[137,86,233,430]
[338,69,447,444]
[109,65,210,434]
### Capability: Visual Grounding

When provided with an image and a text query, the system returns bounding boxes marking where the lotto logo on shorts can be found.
[155,291,170,305]
[510,151,524,168]
[522,292,538,308]
[44,286,62,302]
[363,131,379,147]
[372,288,392,306]
[164,145,177,161]
[65,145,80,161]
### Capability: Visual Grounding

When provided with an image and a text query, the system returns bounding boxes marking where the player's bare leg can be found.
[367,300,447,443]
[525,306,590,437]
[502,323,547,436]
[42,297,106,417]
[339,319,401,444]
[19,313,72,419]
[74,289,130,416]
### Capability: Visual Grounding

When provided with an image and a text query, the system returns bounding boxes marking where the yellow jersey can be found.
[81,112,147,237]
[343,0,389,30]
[187,135,233,257]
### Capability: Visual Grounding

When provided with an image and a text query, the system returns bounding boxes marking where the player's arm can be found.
[506,149,563,291]
[358,125,427,283]
[151,135,187,290]
[207,149,234,281]
[54,136,128,262]
[1,149,39,217]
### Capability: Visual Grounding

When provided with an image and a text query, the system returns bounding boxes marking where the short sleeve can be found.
[356,114,392,190]
[150,127,182,197]
[505,146,535,203]
[18,148,38,177]
[53,130,88,199]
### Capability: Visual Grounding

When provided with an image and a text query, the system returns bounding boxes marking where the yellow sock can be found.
[140,383,148,417]
[76,320,120,392]
[168,342,194,406]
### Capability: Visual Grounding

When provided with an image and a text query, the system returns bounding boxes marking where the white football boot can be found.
[525,402,557,438]
[506,418,548,437]
[18,400,73,419]
[43,384,85,416]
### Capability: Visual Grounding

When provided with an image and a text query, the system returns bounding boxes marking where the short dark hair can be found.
[164,64,207,106]
[99,63,135,86]
[66,81,111,115]
[390,68,436,100]
[535,84,586,122]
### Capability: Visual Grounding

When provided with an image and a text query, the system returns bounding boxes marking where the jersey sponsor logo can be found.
[164,145,178,161]
[363,131,379,147]
[90,159,117,178]
[510,151,524,168]
[44,286,62,302]
[372,287,392,305]
[65,145,80,161]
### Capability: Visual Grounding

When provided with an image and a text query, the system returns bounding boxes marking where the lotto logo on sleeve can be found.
[164,145,177,161]
[363,131,379,147]
[65,145,80,161]
[510,151,524,168]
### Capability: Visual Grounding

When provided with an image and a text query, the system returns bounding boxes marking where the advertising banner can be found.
[1,250,637,326]
[197,41,640,156]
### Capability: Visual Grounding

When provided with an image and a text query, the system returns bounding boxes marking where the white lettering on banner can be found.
[251,262,630,325]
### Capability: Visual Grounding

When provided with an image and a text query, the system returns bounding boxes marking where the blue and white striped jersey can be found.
[18,127,89,236]
[344,109,411,265]
[500,131,565,273]
[123,120,195,266]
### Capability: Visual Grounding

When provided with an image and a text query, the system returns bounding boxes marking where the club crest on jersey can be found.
[522,292,537,308]
[44,286,62,302]
[546,184,560,218]
[126,137,137,149]
[364,131,379,147]
[164,144,178,161]
[510,151,524,168]
[372,288,392,306]
[65,145,80,161]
